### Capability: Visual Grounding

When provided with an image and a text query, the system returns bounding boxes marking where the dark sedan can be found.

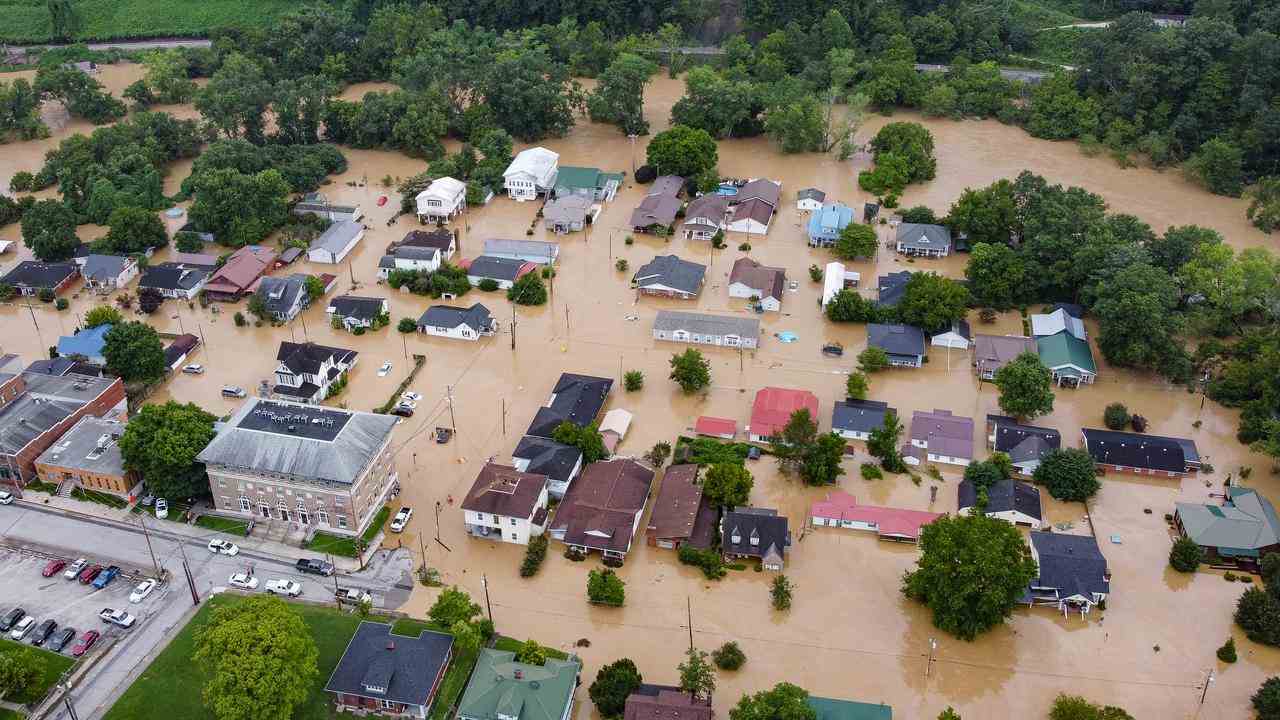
[0,608,24,632]
[30,618,57,647]
[49,626,76,652]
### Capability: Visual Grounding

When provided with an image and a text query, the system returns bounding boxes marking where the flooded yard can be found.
[0,64,1276,719]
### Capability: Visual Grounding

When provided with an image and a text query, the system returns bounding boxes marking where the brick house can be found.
[34,416,138,498]
[324,621,453,718]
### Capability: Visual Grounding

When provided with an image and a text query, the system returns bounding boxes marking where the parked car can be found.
[181,364,204,374]
[98,608,136,628]
[30,618,57,646]
[0,608,25,632]
[435,427,453,444]
[401,392,421,402]
[50,627,76,652]
[92,565,121,589]
[71,630,100,657]
[0,490,13,505]
[79,564,103,584]
[396,399,417,410]
[155,498,168,519]
[335,587,372,605]
[42,559,67,577]
[390,406,413,418]
[228,573,258,590]
[221,385,246,398]
[264,579,301,597]
[129,579,156,603]
[377,361,392,377]
[747,446,762,460]
[139,493,155,507]
[208,539,239,556]
[9,615,35,640]
[390,507,412,533]
[295,558,334,577]
[64,558,86,580]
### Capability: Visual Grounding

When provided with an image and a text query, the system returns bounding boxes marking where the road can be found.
[0,503,412,720]
[4,38,211,53]
[913,62,1051,83]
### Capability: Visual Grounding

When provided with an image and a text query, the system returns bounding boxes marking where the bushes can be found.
[860,463,884,480]
[397,317,418,333]
[678,546,726,580]
[1218,637,1237,663]
[1169,536,1202,573]
[587,568,625,606]
[624,370,644,392]
[478,278,500,292]
[520,534,548,578]
[711,641,746,670]
[770,575,793,610]
[1103,402,1130,430]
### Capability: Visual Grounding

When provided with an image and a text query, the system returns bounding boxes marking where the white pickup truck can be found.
[335,587,372,605]
[264,579,302,597]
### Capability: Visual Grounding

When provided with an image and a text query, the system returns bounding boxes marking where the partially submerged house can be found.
[204,245,277,301]
[806,695,892,720]
[389,229,456,261]
[747,387,819,443]
[629,192,682,233]
[906,409,974,467]
[1036,331,1097,386]
[461,462,549,545]
[379,246,441,279]
[482,238,559,265]
[806,202,855,248]
[796,187,825,212]
[1080,428,1199,478]
[511,435,582,499]
[866,324,926,368]
[626,685,714,720]
[293,192,361,223]
[681,194,730,241]
[728,257,785,311]
[632,255,706,299]
[326,296,389,331]
[972,334,1038,380]
[461,256,536,290]
[1032,307,1086,340]
[930,320,971,350]
[415,176,467,224]
[727,179,781,236]
[694,416,737,440]
[0,261,79,297]
[503,147,559,201]
[417,303,497,341]
[81,254,138,294]
[255,274,312,322]
[821,262,860,308]
[272,341,358,404]
[987,415,1061,476]
[810,490,942,543]
[721,507,790,570]
[958,478,1042,528]
[163,334,200,371]
[599,408,632,453]
[526,373,612,439]
[308,220,365,264]
[548,458,654,561]
[831,399,892,442]
[875,271,912,308]
[139,262,209,300]
[552,165,622,202]
[1175,487,1280,565]
[456,650,580,720]
[1025,532,1110,616]
[894,223,951,258]
[646,464,716,550]
[543,195,592,234]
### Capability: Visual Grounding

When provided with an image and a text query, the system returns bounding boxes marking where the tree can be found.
[188,168,290,248]
[1185,137,1245,197]
[118,401,216,500]
[764,93,824,153]
[142,49,197,104]
[48,0,80,42]
[479,48,576,141]
[1169,536,1202,572]
[647,125,718,178]
[903,513,1038,640]
[946,180,1018,247]
[0,648,42,701]
[800,433,846,486]
[702,463,753,508]
[1147,225,1222,274]
[937,709,961,720]
[1248,177,1280,233]
[1237,587,1280,646]
[33,65,124,124]
[773,409,817,473]
[896,272,970,334]
[670,67,763,139]
[624,370,644,392]
[428,586,481,627]
[1048,695,1133,720]
[729,683,815,720]
[552,421,609,464]
[587,53,657,135]
[845,372,868,400]
[1256,677,1280,720]
[1218,637,1237,663]
[590,659,643,719]
[193,596,318,720]
[677,648,715,701]
[993,352,1054,420]
[1091,263,1190,382]
[84,305,122,328]
[21,200,78,262]
[587,568,625,606]
[103,321,165,383]
[962,460,1006,496]
[1103,403,1130,430]
[868,411,906,472]
[868,122,936,183]
[1032,448,1100,502]
[645,442,672,468]
[139,288,164,315]
[669,348,711,393]
[508,273,548,305]
[246,294,269,322]
[965,243,1029,310]
[514,639,548,666]
[858,347,890,373]
[99,206,167,255]
[833,223,877,260]
[826,290,882,323]
[196,53,273,143]
[771,574,793,610]
[450,620,481,654]
[711,641,746,670]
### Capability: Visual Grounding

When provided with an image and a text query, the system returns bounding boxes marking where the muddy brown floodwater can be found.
[1,65,1276,719]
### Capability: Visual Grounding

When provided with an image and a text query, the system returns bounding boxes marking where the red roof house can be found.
[747,387,819,442]
[810,490,943,543]
[694,416,737,440]
[203,245,278,301]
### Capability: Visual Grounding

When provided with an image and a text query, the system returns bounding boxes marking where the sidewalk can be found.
[11,491,368,572]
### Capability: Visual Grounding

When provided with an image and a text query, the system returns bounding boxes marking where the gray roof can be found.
[653,310,760,341]
[1176,487,1280,553]
[1,261,78,289]
[1030,532,1109,600]
[630,193,681,228]
[633,255,705,294]
[312,220,363,255]
[257,274,309,316]
[876,271,912,307]
[418,303,494,332]
[722,507,789,561]
[467,256,528,282]
[543,195,591,223]
[895,223,951,252]
[526,373,613,439]
[197,398,397,486]
[140,263,209,292]
[987,415,1060,464]
[867,323,926,357]
[483,239,559,261]
[512,436,582,484]
[0,372,119,454]
[393,246,440,262]
[82,254,130,281]
[682,194,730,224]
[958,479,1041,520]
[324,621,453,708]
[909,409,974,460]
[34,416,127,477]
[831,399,891,435]
[797,188,826,202]
[328,295,386,321]
[1080,428,1191,473]
[737,179,781,206]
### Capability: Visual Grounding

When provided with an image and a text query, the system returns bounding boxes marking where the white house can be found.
[82,254,140,294]
[378,246,441,279]
[482,238,560,265]
[821,262,860,308]
[796,188,826,212]
[417,303,497,341]
[728,257,785,312]
[415,177,467,223]
[326,296,389,331]
[308,220,364,264]
[930,320,972,350]
[272,342,358,404]
[726,179,781,236]
[503,147,559,201]
[461,462,550,546]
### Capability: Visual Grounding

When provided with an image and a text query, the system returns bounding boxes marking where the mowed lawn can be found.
[0,638,75,705]
[0,0,297,43]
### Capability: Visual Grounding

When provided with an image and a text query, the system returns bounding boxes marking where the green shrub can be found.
[1218,637,1238,663]
[711,641,746,670]
[520,534,548,578]
[1169,536,1202,573]
[678,546,726,580]
[54,298,69,310]
[397,317,417,333]
[478,278,500,292]
[37,287,55,303]
[860,463,883,480]
[623,370,644,392]
[1104,402,1130,430]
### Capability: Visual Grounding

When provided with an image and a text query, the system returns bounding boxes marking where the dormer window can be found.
[363,684,386,695]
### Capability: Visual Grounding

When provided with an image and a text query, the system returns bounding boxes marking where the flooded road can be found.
[0,65,1275,719]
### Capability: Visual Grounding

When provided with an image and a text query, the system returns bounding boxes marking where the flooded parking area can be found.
[0,63,1277,718]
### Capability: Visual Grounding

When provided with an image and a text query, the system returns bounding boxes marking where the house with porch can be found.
[294,192,361,223]
[379,246,441,279]
[1080,428,1199,478]
[543,195,592,234]
[324,621,453,719]
[0,261,79,297]
[417,303,497,341]
[831,399,892,442]
[1175,487,1280,566]
[867,324,926,368]
[415,177,466,223]
[461,462,550,545]
[547,458,654,562]
[389,229,456,261]
[987,415,1060,476]
[721,507,790,570]
[482,238,559,265]
[138,262,208,300]
[807,202,855,247]
[461,256,536,290]
[255,274,312,322]
[503,147,559,201]
[272,342,358,404]
[727,179,781,236]
[629,192,682,233]
[894,223,951,257]
[1025,532,1110,617]
[680,194,729,241]
[82,254,138,294]
[958,478,1042,527]
[552,165,622,201]
[646,464,716,550]
[747,387,819,443]
[1032,307,1086,340]
[905,409,973,467]
[204,245,277,301]
[1036,331,1097,386]
[632,255,705,299]
[728,257,785,311]
[796,188,825,212]
[652,311,759,350]
[327,296,389,331]
[973,335,1037,380]
[810,490,942,543]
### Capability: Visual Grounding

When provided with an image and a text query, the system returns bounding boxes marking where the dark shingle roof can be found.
[632,255,706,294]
[512,436,582,484]
[1081,428,1191,473]
[467,256,528,282]
[957,479,1042,520]
[324,622,453,708]
[140,263,209,292]
[721,507,789,561]
[895,223,951,252]
[550,459,654,553]
[526,373,612,438]
[867,323,926,357]
[647,465,715,548]
[418,303,493,332]
[276,342,357,376]
[329,295,386,321]
[831,400,891,435]
[876,271,912,307]
[1031,532,1109,599]
[1,261,78,289]
[461,462,547,518]
[988,415,1061,464]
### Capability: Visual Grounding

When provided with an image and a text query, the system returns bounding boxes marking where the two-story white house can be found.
[461,462,550,546]
[272,342,359,404]
[503,147,559,202]
[377,246,441,279]
[417,303,496,341]
[415,177,467,223]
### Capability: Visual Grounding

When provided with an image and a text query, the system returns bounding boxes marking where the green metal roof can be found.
[1035,331,1097,375]
[456,649,580,720]
[554,166,619,192]
[807,696,892,720]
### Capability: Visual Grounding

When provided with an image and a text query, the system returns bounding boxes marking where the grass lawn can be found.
[304,506,391,558]
[0,0,298,43]
[70,487,129,509]
[492,635,569,661]
[427,642,477,720]
[0,638,76,705]
[0,708,25,720]
[192,515,249,536]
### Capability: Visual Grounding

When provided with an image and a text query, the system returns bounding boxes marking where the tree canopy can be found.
[589,659,643,719]
[702,463,753,508]
[669,348,712,393]
[728,683,816,720]
[118,401,217,500]
[646,125,719,178]
[993,352,1055,420]
[103,321,167,383]
[1032,448,1100,502]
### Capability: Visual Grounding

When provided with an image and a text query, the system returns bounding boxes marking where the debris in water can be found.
[775,331,798,343]
[575,638,591,648]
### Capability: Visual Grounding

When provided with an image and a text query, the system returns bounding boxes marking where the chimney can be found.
[386,640,396,651]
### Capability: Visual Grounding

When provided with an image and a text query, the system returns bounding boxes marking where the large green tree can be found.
[702,463,753,508]
[868,122,936,183]
[551,421,608,464]
[1032,448,1100,501]
[946,180,1017,247]
[97,206,167,255]
[993,352,1055,420]
[669,348,712,393]
[965,243,1029,309]
[428,586,482,627]
[833,223,877,260]
[196,53,273,144]
[103,321,166,383]
[800,433,846,486]
[903,513,1038,640]
[646,125,718,178]
[772,408,817,473]
[896,272,970,333]
[21,200,79,262]
[0,647,43,701]
[587,53,657,136]
[867,410,905,472]
[194,596,318,720]
[677,648,716,702]
[119,401,217,499]
[188,168,290,247]
[1091,262,1191,381]
[589,658,642,719]
[669,66,763,139]
[728,683,816,720]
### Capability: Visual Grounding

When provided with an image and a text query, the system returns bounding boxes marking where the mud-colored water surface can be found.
[0,65,1274,719]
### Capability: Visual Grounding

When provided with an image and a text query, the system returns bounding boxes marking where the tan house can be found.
[972,334,1037,380]
[35,416,138,498]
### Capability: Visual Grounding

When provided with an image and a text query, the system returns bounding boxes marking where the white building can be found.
[415,177,467,223]
[377,246,441,279]
[417,303,496,341]
[308,221,365,264]
[461,462,550,546]
[930,320,972,350]
[503,147,559,201]
[821,262,860,308]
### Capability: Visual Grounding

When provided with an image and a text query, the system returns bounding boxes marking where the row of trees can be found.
[826,271,969,334]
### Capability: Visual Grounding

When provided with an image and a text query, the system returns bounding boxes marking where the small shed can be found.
[694,416,737,440]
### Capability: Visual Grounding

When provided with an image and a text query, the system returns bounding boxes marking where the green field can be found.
[192,515,249,536]
[0,0,297,44]
[0,638,76,706]
[491,635,570,661]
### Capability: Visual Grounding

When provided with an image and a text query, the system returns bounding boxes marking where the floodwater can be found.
[1,64,1276,719]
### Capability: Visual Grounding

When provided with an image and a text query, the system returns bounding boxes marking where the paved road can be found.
[5,38,211,53]
[0,502,412,720]
[913,62,1052,83]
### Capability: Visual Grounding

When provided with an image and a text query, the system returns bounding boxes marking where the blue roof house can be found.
[807,203,855,248]
[56,324,112,365]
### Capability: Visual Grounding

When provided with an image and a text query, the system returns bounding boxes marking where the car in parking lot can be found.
[264,579,301,597]
[78,565,103,584]
[0,608,24,632]
[99,608,135,628]
[50,627,76,652]
[208,539,239,556]
[129,579,156,603]
[181,364,204,375]
[295,558,334,576]
[228,573,258,590]
[155,498,168,519]
[30,618,57,646]
[63,558,86,580]
[71,630,100,657]
[42,559,67,577]
[390,507,413,533]
[92,565,121,589]
[10,615,35,640]
[0,490,13,504]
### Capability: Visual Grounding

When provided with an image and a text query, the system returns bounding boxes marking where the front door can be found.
[298,511,309,526]
[259,504,271,518]
[279,509,290,522]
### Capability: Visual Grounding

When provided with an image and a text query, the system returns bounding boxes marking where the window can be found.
[510,533,518,541]
[337,515,348,529]
[380,700,395,710]
[510,518,517,526]
[317,509,329,525]
[239,497,251,512]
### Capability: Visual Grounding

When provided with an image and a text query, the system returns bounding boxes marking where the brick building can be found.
[35,416,138,498]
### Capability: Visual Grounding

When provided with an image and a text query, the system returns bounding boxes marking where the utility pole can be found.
[62,694,80,720]
[23,302,44,351]
[299,311,309,341]
[501,398,506,436]
[1200,668,1215,705]
[565,306,570,338]
[482,573,494,624]
[176,540,199,606]
[446,385,456,432]
[686,597,694,651]
[401,332,408,359]
[137,513,162,579]
[418,531,427,574]
[510,304,517,350]
[925,638,937,678]
[628,134,638,175]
